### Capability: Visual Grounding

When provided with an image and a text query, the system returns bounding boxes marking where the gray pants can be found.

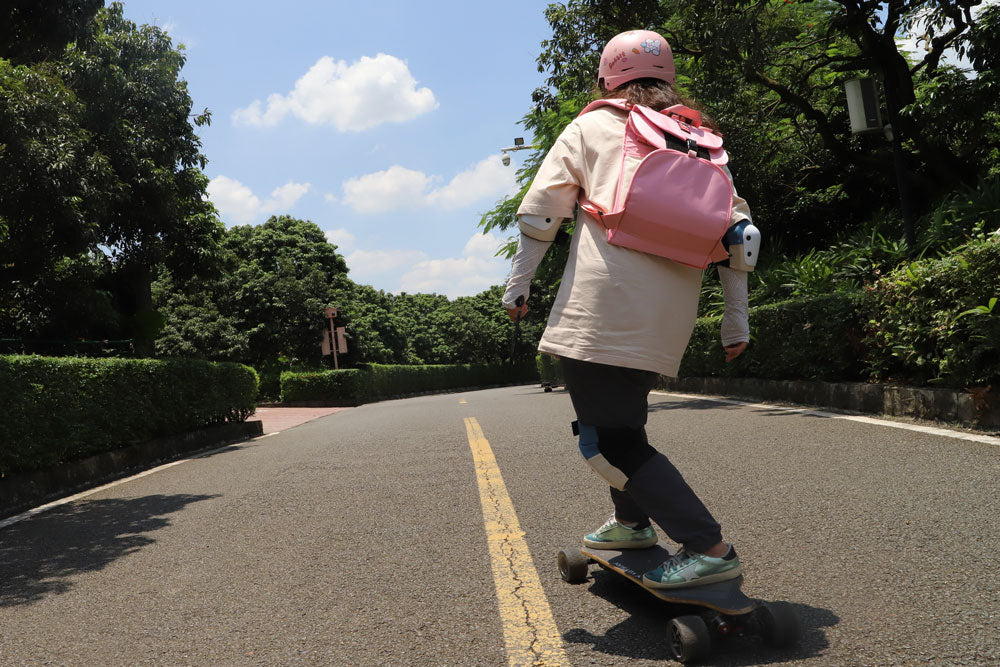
[561,357,723,553]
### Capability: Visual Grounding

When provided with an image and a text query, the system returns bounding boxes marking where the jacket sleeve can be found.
[515,121,585,241]
[501,234,551,308]
[719,165,752,345]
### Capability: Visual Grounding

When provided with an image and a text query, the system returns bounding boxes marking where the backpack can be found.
[577,99,733,269]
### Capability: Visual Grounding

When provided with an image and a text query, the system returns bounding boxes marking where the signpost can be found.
[323,306,341,370]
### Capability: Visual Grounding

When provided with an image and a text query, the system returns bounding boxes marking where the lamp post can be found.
[501,137,535,166]
[844,76,917,254]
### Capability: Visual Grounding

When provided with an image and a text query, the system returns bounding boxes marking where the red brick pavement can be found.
[250,406,347,434]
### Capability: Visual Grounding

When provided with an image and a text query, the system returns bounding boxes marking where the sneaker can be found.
[642,546,742,589]
[583,516,657,550]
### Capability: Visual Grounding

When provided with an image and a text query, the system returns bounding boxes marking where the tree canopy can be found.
[6,0,995,377]
[483,0,1000,254]
[1,2,223,351]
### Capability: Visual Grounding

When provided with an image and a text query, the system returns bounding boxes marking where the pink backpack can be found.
[577,100,733,269]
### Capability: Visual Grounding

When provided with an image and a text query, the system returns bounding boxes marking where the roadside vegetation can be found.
[2,0,999,412]
[482,0,1000,392]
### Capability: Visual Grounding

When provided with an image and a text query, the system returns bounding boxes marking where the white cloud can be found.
[207,175,311,225]
[324,193,338,204]
[426,155,518,210]
[270,182,311,210]
[398,232,509,298]
[347,249,430,279]
[324,228,356,251]
[340,155,518,214]
[232,53,438,131]
[341,166,431,214]
[463,230,507,259]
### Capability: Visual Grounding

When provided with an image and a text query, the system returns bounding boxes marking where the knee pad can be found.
[575,422,656,491]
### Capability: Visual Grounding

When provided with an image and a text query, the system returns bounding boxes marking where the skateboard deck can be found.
[580,541,756,615]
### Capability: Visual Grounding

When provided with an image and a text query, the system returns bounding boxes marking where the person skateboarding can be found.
[501,29,754,589]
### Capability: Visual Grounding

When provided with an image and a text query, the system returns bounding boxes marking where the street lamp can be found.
[501,137,535,166]
[844,76,916,253]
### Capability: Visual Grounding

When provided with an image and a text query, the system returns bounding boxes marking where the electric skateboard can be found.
[558,541,800,663]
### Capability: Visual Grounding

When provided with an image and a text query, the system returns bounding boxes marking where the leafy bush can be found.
[918,178,1000,254]
[862,235,1000,387]
[254,357,316,402]
[681,293,864,381]
[279,368,366,403]
[0,355,258,475]
[699,179,1000,319]
[281,362,538,404]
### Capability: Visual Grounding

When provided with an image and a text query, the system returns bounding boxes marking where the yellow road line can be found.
[459,399,468,404]
[464,417,569,667]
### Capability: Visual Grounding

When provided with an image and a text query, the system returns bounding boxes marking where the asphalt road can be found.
[1,385,997,666]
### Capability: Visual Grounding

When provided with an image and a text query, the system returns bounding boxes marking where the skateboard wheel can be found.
[557,548,589,583]
[757,602,800,648]
[668,615,711,663]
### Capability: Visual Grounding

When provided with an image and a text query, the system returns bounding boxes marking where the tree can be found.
[1,3,226,350]
[153,270,248,361]
[0,59,111,296]
[156,216,350,366]
[332,280,409,364]
[59,3,224,352]
[0,0,103,65]
[483,0,999,256]
[218,215,347,367]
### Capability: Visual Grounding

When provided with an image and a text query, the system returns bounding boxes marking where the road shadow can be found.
[0,493,218,607]
[563,568,837,665]
[649,398,841,423]
[648,398,745,413]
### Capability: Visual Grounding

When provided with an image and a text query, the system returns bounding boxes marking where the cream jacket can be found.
[516,105,752,376]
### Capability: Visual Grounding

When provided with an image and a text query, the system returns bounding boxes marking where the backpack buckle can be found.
[686,138,698,158]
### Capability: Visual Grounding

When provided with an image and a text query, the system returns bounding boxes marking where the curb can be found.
[273,381,540,407]
[0,420,263,520]
[658,377,1000,429]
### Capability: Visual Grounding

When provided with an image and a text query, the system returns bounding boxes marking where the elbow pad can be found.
[517,214,562,242]
[719,219,760,272]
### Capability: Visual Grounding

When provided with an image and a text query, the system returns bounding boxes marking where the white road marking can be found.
[652,391,1000,448]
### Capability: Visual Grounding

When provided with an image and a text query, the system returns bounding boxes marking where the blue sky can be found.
[116,1,993,299]
[118,0,554,298]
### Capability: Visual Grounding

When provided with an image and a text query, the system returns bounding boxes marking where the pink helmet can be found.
[598,30,675,90]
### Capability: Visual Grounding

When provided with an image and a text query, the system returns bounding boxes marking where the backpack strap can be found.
[577,98,630,116]
[577,98,632,222]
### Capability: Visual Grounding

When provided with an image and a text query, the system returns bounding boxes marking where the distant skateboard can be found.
[558,541,800,663]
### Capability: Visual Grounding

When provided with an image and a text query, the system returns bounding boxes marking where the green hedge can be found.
[0,355,258,476]
[280,361,539,403]
[862,236,1000,387]
[679,292,864,381]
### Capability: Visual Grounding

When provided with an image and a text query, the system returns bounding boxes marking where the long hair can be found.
[600,78,719,133]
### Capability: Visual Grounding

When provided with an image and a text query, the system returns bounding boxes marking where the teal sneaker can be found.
[583,516,657,550]
[642,546,742,589]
